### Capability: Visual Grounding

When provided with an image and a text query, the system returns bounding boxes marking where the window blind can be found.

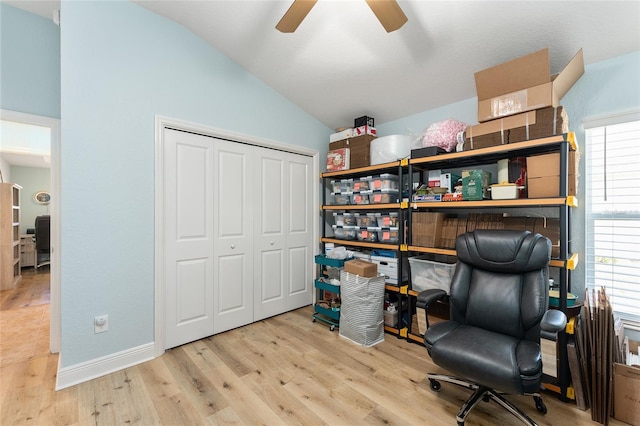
[585,119,640,322]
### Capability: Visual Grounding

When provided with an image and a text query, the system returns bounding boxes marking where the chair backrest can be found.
[450,230,551,343]
[35,215,51,251]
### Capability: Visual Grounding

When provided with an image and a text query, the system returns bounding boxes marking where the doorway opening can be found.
[0,109,61,362]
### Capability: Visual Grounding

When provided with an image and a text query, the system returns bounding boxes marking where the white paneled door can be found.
[164,129,215,349]
[212,139,254,334]
[253,148,313,321]
[163,128,313,349]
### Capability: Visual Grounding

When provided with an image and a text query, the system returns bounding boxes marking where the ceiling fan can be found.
[276,0,408,33]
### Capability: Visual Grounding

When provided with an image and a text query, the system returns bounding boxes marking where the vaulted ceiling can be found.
[5,0,640,132]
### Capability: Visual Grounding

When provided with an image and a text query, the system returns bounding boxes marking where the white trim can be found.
[582,109,640,129]
[0,109,61,354]
[154,115,320,356]
[55,343,155,390]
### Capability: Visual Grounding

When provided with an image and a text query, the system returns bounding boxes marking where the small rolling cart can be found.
[313,254,352,331]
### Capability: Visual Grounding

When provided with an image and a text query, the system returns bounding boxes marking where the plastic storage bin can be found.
[357,228,379,242]
[331,179,352,193]
[375,212,399,228]
[409,255,457,293]
[355,213,377,227]
[352,191,372,205]
[333,212,357,226]
[352,177,371,192]
[368,189,400,204]
[330,192,352,205]
[376,228,400,244]
[332,225,357,240]
[370,174,399,190]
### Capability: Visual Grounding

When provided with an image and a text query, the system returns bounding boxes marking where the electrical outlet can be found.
[94,315,109,334]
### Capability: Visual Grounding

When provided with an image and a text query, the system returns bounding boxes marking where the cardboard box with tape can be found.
[474,48,584,123]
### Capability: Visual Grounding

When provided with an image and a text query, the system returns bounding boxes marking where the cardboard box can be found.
[464,107,568,151]
[440,173,461,193]
[462,169,492,200]
[428,170,442,187]
[527,151,578,198]
[465,111,535,150]
[344,259,377,278]
[330,128,354,143]
[508,106,569,143]
[532,217,560,258]
[614,363,640,425]
[329,134,376,169]
[371,255,408,285]
[412,212,446,247]
[353,125,376,137]
[474,48,584,122]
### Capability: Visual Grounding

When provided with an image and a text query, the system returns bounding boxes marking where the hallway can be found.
[0,268,51,368]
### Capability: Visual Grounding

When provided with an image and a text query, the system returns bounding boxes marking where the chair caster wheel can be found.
[429,379,441,391]
[482,394,490,403]
[534,396,547,414]
[330,325,335,331]
[312,317,316,322]
[457,421,464,426]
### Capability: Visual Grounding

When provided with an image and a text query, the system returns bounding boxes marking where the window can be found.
[585,115,640,322]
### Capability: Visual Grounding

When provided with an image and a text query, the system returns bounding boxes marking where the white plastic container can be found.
[489,183,524,200]
[409,255,457,293]
[370,135,411,165]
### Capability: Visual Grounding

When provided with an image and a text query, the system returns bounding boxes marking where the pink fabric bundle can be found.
[419,119,467,152]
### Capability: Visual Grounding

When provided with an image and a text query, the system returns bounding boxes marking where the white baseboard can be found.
[55,343,155,390]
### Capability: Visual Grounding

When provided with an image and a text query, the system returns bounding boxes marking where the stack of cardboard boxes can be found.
[327,116,377,171]
[464,48,584,198]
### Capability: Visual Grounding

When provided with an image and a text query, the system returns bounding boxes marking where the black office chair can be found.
[423,230,566,426]
[35,215,51,269]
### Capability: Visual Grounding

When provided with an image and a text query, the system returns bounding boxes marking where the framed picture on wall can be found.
[33,191,51,205]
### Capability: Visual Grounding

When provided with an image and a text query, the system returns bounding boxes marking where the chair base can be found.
[427,373,546,426]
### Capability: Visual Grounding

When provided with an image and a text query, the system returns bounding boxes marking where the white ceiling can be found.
[4,0,640,133]
[0,120,51,168]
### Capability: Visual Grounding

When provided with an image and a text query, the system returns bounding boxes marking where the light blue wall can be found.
[7,0,640,370]
[0,4,60,118]
[10,166,50,234]
[59,1,330,368]
[378,50,640,304]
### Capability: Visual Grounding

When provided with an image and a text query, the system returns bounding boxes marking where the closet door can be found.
[212,139,254,333]
[284,152,314,310]
[254,148,313,320]
[164,129,215,349]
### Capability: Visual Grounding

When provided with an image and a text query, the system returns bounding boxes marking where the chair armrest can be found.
[416,289,447,309]
[540,309,567,333]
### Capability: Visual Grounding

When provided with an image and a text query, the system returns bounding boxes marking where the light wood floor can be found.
[0,273,622,425]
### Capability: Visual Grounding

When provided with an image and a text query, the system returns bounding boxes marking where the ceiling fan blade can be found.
[365,0,408,32]
[276,0,318,33]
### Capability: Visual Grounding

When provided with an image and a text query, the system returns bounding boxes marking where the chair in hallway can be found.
[35,215,50,269]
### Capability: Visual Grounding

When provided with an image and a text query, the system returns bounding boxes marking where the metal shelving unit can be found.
[405,133,578,402]
[319,160,409,337]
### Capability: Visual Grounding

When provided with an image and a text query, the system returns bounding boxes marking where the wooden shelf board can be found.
[321,161,401,178]
[409,134,570,166]
[323,203,400,210]
[320,237,400,251]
